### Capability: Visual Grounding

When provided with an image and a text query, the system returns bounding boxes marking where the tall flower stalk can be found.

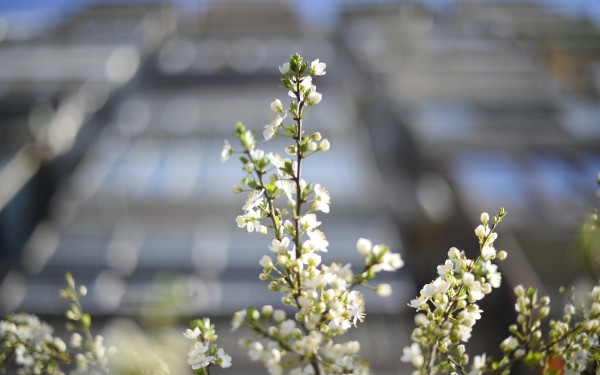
[220,54,403,375]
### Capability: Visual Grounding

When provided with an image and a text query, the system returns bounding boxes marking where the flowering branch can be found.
[183,318,232,375]
[0,273,115,375]
[219,53,403,375]
[403,208,508,375]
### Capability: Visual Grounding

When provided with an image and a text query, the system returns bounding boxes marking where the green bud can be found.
[235,122,246,133]
[248,308,260,322]
[80,313,91,328]
[261,305,273,319]
[65,272,75,289]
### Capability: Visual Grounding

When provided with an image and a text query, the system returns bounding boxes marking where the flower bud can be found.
[307,91,322,105]
[70,333,82,348]
[376,283,392,297]
[268,281,279,292]
[564,304,575,315]
[277,255,287,265]
[414,313,427,326]
[316,302,326,312]
[480,212,489,224]
[448,247,460,259]
[249,308,260,322]
[318,139,330,151]
[262,305,273,318]
[273,309,286,323]
[260,255,273,268]
[284,220,294,233]
[514,285,525,296]
[481,283,492,294]
[356,238,373,256]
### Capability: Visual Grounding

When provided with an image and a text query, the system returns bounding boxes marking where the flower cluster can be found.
[0,313,69,374]
[219,53,403,374]
[484,284,600,375]
[0,273,115,375]
[403,209,508,374]
[402,206,600,375]
[61,273,115,375]
[183,317,232,374]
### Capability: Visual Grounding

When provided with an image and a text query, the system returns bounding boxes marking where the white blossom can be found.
[304,230,329,252]
[500,336,519,351]
[183,327,201,340]
[375,252,404,271]
[481,245,496,260]
[318,139,330,151]
[437,259,454,277]
[242,189,264,212]
[248,341,264,361]
[70,332,83,348]
[217,347,232,368]
[264,124,276,140]
[271,99,284,113]
[221,140,232,162]
[310,59,326,76]
[187,341,215,370]
[279,62,289,75]
[421,277,450,297]
[313,184,330,213]
[231,310,246,331]
[401,343,424,368]
[299,214,321,231]
[468,353,486,375]
[306,89,322,105]
[269,237,290,254]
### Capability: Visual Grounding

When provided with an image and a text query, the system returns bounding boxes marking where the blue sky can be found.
[0,0,599,32]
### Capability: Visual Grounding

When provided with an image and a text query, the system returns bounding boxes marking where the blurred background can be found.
[0,0,599,373]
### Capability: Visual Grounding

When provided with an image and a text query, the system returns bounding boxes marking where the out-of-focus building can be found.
[341,0,600,288]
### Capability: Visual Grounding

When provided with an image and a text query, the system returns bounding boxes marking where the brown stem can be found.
[311,357,322,375]
[256,170,282,240]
